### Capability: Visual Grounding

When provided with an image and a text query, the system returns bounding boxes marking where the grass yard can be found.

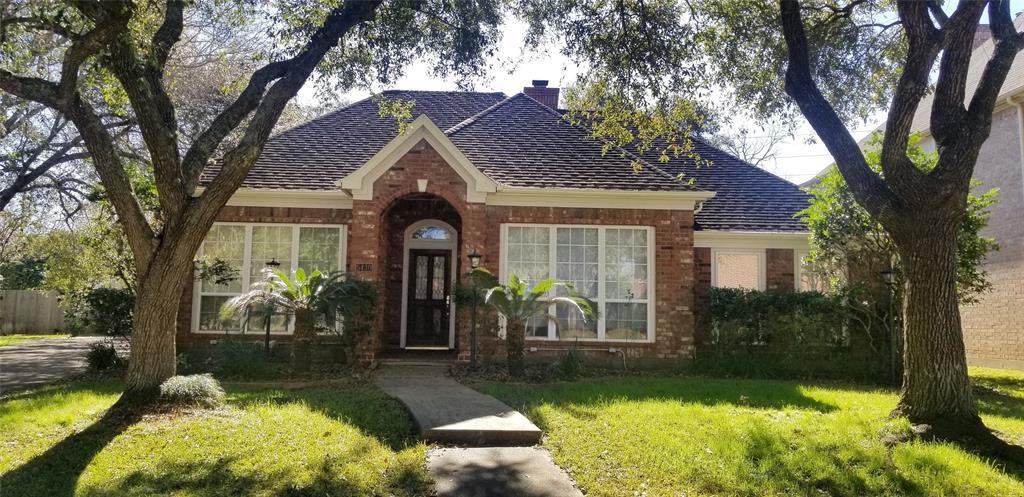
[0,380,430,497]
[482,368,1024,497]
[0,334,71,347]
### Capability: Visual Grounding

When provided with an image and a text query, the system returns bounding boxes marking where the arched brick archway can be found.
[381,193,463,351]
[345,139,489,361]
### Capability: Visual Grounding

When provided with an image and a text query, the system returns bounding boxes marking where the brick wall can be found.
[766,249,796,292]
[960,106,1024,368]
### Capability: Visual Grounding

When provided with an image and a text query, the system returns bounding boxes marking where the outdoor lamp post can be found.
[880,267,898,386]
[263,258,281,355]
[467,249,482,368]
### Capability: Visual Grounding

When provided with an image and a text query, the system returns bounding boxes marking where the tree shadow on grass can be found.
[78,448,429,497]
[1,402,142,497]
[737,422,929,497]
[226,385,421,451]
[491,376,839,416]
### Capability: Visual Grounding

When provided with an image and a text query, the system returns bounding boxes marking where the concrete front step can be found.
[374,365,542,446]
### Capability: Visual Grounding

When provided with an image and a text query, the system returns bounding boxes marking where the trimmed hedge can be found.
[698,288,889,382]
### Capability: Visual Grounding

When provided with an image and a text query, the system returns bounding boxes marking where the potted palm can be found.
[483,272,597,378]
[222,268,377,372]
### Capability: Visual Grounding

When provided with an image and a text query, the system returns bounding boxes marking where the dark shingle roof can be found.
[448,94,697,192]
[200,90,506,190]
[638,139,811,232]
[203,89,809,232]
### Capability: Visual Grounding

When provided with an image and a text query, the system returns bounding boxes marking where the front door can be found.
[406,249,451,347]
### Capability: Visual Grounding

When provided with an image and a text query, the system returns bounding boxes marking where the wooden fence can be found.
[0,290,66,334]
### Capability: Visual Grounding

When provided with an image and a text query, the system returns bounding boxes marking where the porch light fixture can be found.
[265,258,281,268]
[468,249,482,269]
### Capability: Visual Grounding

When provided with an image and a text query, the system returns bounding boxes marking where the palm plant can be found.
[221,268,377,372]
[484,272,597,377]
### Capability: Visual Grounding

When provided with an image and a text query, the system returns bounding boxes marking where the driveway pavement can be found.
[0,336,112,394]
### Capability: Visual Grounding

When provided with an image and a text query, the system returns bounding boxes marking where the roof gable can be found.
[339,114,497,202]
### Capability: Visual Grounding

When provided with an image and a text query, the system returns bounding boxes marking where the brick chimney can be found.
[524,80,559,109]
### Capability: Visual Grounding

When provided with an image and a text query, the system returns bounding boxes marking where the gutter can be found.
[1009,97,1024,213]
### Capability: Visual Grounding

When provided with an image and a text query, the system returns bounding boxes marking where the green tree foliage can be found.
[0,256,44,289]
[803,135,999,304]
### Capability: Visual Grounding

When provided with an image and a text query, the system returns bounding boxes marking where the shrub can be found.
[65,287,134,337]
[158,374,226,407]
[85,341,125,371]
[698,288,888,382]
[211,339,273,379]
[554,346,586,380]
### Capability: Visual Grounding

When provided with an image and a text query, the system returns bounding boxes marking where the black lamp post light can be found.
[263,258,282,355]
[467,248,483,368]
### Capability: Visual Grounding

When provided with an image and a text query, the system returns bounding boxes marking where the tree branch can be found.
[184,0,385,200]
[873,1,940,201]
[929,1,987,149]
[779,0,900,225]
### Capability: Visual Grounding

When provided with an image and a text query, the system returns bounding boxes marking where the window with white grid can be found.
[501,224,655,342]
[195,223,346,334]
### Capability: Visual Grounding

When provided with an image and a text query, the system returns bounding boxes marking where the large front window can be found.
[502,224,654,342]
[194,223,346,334]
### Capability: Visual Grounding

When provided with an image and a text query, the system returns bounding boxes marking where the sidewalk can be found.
[374,364,583,497]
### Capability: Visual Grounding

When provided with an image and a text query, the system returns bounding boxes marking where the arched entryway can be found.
[381,193,462,351]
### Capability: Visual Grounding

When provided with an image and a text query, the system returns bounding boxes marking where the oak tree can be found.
[0,0,502,399]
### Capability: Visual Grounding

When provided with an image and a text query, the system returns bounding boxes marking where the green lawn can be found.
[0,334,71,347]
[0,380,431,497]
[481,369,1024,497]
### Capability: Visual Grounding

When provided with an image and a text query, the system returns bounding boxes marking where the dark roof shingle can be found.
[202,89,809,232]
[638,139,811,232]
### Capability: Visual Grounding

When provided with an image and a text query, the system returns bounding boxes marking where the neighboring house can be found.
[803,26,1024,369]
[178,81,812,364]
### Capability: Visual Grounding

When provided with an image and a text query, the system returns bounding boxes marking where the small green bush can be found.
[65,287,134,337]
[85,342,125,371]
[554,346,586,380]
[158,374,226,407]
[211,339,273,379]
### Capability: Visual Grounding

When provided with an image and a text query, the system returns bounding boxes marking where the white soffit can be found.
[694,230,811,249]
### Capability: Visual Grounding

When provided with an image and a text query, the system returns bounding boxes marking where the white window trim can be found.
[399,219,458,349]
[710,248,766,291]
[498,223,656,343]
[192,222,348,335]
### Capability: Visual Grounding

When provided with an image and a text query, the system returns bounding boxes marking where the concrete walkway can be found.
[430,447,583,497]
[374,364,542,446]
[0,336,110,394]
[374,364,583,496]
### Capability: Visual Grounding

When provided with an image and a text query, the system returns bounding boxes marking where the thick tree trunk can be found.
[892,217,980,427]
[507,317,526,378]
[123,249,193,398]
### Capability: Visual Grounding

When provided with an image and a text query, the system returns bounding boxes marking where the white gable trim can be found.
[339,114,497,202]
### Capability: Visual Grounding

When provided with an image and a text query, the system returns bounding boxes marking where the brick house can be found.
[179,81,812,365]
